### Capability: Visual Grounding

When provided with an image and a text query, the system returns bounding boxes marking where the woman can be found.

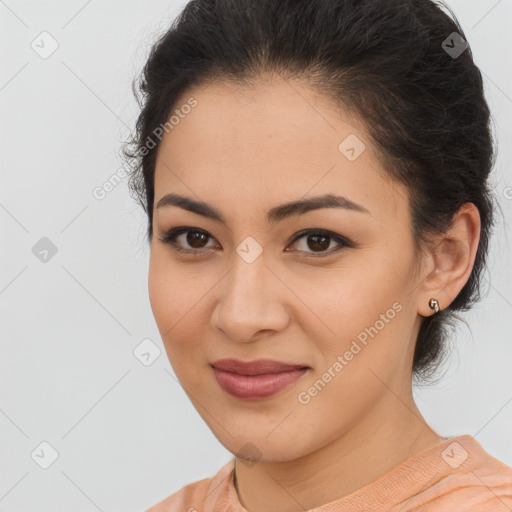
[123,0,512,510]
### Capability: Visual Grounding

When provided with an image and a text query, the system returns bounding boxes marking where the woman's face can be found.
[148,78,430,462]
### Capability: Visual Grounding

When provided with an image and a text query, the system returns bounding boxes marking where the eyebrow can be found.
[155,192,371,224]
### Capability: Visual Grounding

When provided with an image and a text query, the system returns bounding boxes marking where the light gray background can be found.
[1,1,511,511]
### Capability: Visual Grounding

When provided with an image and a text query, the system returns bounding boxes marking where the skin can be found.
[148,75,481,512]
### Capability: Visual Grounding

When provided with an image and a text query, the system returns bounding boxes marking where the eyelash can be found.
[157,226,354,258]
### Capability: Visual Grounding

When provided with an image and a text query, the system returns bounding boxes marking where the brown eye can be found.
[159,226,353,258]
[158,227,218,255]
[305,233,330,252]
[287,229,352,258]
[185,230,209,249]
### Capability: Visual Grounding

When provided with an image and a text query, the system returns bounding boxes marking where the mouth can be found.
[210,358,309,400]
[211,358,308,375]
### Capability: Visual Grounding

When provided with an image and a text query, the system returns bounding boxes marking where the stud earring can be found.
[428,298,440,314]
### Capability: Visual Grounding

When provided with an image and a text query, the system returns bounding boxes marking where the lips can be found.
[211,358,307,375]
[211,358,309,400]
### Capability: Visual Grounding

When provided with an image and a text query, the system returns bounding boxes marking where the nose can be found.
[211,254,290,343]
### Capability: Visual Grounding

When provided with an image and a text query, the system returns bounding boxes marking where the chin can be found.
[212,428,313,464]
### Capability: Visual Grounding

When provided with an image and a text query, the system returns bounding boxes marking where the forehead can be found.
[153,79,409,224]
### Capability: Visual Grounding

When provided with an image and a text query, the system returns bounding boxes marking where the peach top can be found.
[146,434,512,512]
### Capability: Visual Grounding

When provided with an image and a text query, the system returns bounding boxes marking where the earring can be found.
[428,298,440,314]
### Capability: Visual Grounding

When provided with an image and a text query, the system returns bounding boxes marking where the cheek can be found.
[148,251,174,327]
[286,265,381,334]
[297,256,411,364]
[148,250,192,342]
[148,249,211,362]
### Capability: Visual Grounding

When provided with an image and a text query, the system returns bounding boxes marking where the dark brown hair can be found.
[122,0,499,381]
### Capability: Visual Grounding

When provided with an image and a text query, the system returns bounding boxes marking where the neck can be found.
[233,388,444,512]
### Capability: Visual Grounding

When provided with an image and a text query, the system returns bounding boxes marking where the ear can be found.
[417,203,481,318]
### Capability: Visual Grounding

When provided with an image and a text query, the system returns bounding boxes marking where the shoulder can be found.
[396,435,512,512]
[144,459,236,512]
